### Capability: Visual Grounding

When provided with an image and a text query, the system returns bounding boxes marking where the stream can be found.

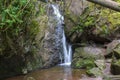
[5,66,86,80]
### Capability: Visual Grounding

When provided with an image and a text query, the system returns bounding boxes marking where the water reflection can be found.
[62,66,73,80]
[6,66,86,80]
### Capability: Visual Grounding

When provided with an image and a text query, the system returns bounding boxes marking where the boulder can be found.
[111,59,120,75]
[94,60,106,70]
[72,58,95,69]
[72,46,105,69]
[106,40,120,75]
[106,40,120,58]
[87,68,103,77]
[73,47,105,59]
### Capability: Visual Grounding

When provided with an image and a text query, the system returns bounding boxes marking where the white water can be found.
[62,30,72,66]
[59,32,72,66]
[51,4,72,66]
[51,5,64,24]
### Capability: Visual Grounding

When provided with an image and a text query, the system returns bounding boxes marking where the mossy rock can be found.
[73,47,104,60]
[111,59,120,75]
[72,58,95,69]
[106,40,120,58]
[87,68,103,77]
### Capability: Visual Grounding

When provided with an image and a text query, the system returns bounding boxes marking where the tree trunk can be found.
[87,0,120,12]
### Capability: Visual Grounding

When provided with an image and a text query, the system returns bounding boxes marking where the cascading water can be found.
[62,30,72,65]
[51,4,72,66]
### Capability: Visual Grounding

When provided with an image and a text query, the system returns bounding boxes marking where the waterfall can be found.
[51,4,72,66]
[62,30,72,65]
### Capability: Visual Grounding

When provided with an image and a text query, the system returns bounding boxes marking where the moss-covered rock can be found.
[64,0,120,44]
[111,59,120,75]
[64,0,88,43]
[106,40,120,58]
[72,46,106,77]
[73,47,105,59]
[72,58,95,69]
[87,68,103,77]
[0,1,47,79]
[72,47,105,69]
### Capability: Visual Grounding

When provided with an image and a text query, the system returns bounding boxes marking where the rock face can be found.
[41,4,63,67]
[72,46,105,69]
[0,1,46,79]
[64,0,88,43]
[73,47,105,59]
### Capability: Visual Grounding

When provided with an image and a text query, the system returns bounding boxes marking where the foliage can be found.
[113,59,120,66]
[0,0,34,33]
[0,0,46,57]
[71,1,120,36]
[71,8,97,33]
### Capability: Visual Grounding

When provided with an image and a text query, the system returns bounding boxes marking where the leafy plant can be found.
[0,0,40,56]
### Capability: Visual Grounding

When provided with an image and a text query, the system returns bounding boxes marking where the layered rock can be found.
[0,1,47,79]
[41,4,64,67]
[64,0,88,43]
[72,46,105,68]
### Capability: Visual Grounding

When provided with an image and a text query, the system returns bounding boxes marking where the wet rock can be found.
[41,4,63,67]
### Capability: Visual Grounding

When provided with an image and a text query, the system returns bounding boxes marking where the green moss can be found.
[86,68,102,77]
[66,2,120,36]
[0,0,46,78]
[113,59,120,66]
[111,59,120,75]
[72,58,95,69]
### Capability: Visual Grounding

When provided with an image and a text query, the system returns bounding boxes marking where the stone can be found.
[41,3,64,67]
[73,47,105,59]
[94,60,106,70]
[0,1,46,79]
[87,68,103,77]
[106,40,120,54]
[106,40,120,58]
[72,58,95,69]
[111,59,120,75]
[64,0,88,43]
